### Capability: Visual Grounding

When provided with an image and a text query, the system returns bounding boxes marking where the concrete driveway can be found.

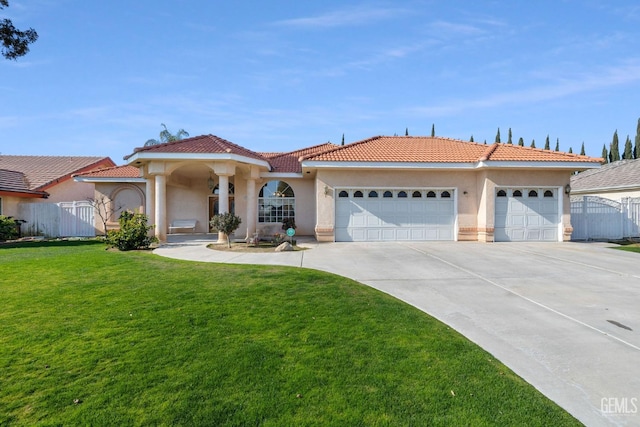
[156,238,640,427]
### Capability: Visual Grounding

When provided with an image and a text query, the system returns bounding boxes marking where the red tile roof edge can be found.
[73,164,141,179]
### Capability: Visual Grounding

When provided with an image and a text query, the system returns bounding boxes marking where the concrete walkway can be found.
[156,235,640,427]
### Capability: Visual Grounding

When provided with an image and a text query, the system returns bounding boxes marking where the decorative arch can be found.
[109,184,145,221]
[258,180,295,223]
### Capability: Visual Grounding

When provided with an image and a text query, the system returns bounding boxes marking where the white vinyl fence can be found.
[18,201,96,238]
[570,196,640,240]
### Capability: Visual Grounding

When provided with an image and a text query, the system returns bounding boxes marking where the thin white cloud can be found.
[406,61,640,116]
[272,5,408,29]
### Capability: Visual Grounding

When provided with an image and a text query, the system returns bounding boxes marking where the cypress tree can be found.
[470,135,474,142]
[610,130,620,162]
[568,147,573,153]
[431,124,435,137]
[635,118,640,159]
[555,138,560,151]
[531,139,536,148]
[495,128,501,143]
[507,128,513,144]
[544,135,550,150]
[518,137,524,146]
[623,135,633,159]
[405,127,409,136]
[602,144,609,164]
[580,142,586,156]
[341,133,345,146]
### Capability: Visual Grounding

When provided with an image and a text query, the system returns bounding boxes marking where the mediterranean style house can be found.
[75,134,602,243]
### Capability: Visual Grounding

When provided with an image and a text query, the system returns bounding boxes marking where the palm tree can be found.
[144,124,189,146]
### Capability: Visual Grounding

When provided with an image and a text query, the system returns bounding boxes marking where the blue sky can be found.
[2,0,640,163]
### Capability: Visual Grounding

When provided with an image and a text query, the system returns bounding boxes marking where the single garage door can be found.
[494,188,559,242]
[335,189,455,242]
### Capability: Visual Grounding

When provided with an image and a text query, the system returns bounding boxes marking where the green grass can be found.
[0,241,581,426]
[611,242,640,253]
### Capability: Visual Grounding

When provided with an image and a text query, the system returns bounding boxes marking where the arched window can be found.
[513,190,523,197]
[258,181,295,223]
[412,191,422,198]
[544,190,554,197]
[398,191,408,198]
[441,191,451,198]
[338,190,349,198]
[354,190,363,198]
[383,190,393,198]
[497,190,507,197]
[427,191,436,198]
[528,190,538,197]
[213,182,234,195]
[368,190,378,198]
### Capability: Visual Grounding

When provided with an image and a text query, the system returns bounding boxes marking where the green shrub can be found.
[210,212,242,248]
[282,217,296,231]
[105,211,156,251]
[0,216,17,241]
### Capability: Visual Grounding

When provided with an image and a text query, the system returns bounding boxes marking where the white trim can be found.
[259,172,303,179]
[303,161,475,169]
[126,152,271,169]
[479,160,600,169]
[74,177,146,183]
[303,160,600,170]
[571,184,640,194]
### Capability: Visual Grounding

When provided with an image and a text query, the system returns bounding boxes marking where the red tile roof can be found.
[267,142,339,173]
[301,136,602,164]
[74,165,142,179]
[0,155,115,191]
[125,134,268,163]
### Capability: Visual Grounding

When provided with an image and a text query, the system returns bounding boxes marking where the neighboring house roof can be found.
[301,136,602,165]
[0,155,115,198]
[570,159,640,192]
[124,134,268,164]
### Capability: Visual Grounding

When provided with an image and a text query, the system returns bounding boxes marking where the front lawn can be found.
[0,241,580,426]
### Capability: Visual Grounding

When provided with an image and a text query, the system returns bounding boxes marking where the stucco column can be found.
[154,174,167,242]
[145,175,155,232]
[246,177,257,238]
[217,174,229,243]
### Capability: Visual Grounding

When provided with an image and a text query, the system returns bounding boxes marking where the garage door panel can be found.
[335,189,456,242]
[495,189,559,242]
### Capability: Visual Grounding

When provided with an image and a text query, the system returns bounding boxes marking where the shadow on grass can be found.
[0,239,104,250]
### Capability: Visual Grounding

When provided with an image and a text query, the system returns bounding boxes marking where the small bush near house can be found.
[282,217,296,231]
[0,216,17,241]
[105,211,156,251]
[210,212,242,248]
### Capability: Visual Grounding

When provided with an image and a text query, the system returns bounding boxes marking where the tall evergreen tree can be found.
[530,139,536,148]
[517,137,524,146]
[495,128,501,143]
[580,142,586,156]
[405,127,409,136]
[431,124,435,137]
[568,147,573,153]
[602,144,609,164]
[610,130,620,162]
[470,135,474,142]
[544,135,550,150]
[555,138,560,151]
[623,135,633,159]
[341,133,345,146]
[635,118,640,159]
[507,128,513,144]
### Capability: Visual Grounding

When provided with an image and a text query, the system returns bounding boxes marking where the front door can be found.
[208,196,235,231]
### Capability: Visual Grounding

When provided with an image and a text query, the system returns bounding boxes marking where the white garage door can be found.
[335,189,456,242]
[494,188,559,242]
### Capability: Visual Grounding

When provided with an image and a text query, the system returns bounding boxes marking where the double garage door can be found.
[494,188,560,242]
[335,189,455,242]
